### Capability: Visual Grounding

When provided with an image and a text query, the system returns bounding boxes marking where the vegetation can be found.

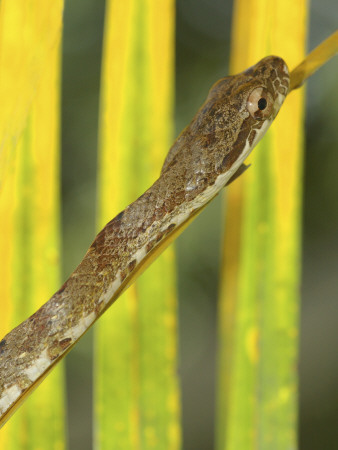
[0,0,336,448]
[217,1,307,448]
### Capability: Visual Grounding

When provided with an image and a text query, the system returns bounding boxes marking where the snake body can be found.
[0,56,289,427]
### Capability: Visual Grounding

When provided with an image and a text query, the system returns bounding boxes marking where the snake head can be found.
[206,55,290,124]
[162,56,290,183]
[187,55,291,175]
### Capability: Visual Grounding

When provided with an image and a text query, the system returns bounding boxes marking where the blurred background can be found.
[61,1,338,448]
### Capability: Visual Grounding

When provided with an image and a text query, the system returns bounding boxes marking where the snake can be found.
[0,55,289,427]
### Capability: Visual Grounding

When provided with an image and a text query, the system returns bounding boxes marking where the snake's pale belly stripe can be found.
[0,386,21,414]
[0,56,289,426]
[23,350,51,382]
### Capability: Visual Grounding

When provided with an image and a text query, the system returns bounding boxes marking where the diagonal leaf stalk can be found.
[290,30,338,91]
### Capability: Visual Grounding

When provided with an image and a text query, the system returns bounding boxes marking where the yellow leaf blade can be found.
[0,1,65,446]
[216,1,307,449]
[95,1,181,448]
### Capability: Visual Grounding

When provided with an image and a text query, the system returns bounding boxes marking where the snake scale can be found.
[0,56,289,427]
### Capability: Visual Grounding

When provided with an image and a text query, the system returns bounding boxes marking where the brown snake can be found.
[0,56,289,427]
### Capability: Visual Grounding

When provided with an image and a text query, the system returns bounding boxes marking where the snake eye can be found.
[247,87,274,120]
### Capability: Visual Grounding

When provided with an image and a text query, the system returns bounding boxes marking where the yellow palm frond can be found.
[95,1,180,448]
[0,1,65,447]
